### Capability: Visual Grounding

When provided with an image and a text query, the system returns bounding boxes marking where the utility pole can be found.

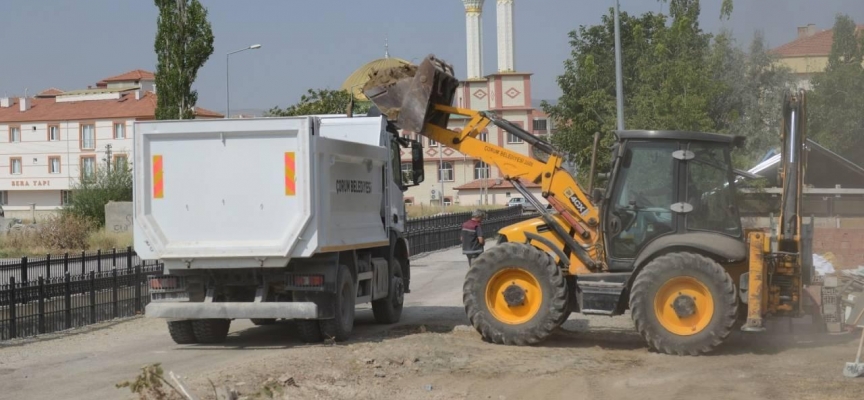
[105,144,113,173]
[613,0,625,131]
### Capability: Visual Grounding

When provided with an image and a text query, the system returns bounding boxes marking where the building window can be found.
[404,198,414,206]
[80,123,96,150]
[10,157,22,175]
[507,132,524,144]
[114,122,126,139]
[61,190,73,206]
[48,125,60,141]
[533,119,548,131]
[443,196,453,206]
[429,137,438,147]
[474,161,490,180]
[9,126,21,143]
[437,161,454,182]
[80,156,96,180]
[479,131,487,142]
[0,190,8,205]
[49,156,61,174]
[114,154,128,171]
[401,162,413,185]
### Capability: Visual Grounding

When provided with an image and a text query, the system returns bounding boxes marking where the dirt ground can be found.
[2,246,863,400]
[183,317,864,400]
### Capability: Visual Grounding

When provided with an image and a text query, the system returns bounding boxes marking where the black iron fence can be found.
[0,208,535,341]
[0,250,163,341]
[405,206,536,255]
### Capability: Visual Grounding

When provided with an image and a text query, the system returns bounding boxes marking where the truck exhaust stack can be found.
[363,54,460,134]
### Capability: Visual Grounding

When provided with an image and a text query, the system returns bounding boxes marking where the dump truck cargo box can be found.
[133,117,390,270]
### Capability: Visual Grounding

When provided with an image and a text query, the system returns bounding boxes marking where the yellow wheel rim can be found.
[653,276,714,336]
[485,268,543,325]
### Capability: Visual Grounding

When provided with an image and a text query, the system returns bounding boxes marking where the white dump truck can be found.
[132,113,425,344]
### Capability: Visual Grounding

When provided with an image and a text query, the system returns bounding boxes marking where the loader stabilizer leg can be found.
[741,231,767,332]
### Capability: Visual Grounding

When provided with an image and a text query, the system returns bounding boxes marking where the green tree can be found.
[65,158,133,227]
[266,89,371,117]
[809,14,864,165]
[153,0,215,120]
[541,9,667,175]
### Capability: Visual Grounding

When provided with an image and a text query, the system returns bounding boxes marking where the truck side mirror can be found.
[411,140,425,185]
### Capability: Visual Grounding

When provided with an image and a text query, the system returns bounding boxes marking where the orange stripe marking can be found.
[153,155,164,199]
[285,152,296,196]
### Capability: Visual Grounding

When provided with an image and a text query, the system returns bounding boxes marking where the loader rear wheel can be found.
[372,259,405,324]
[630,252,738,356]
[464,242,567,345]
[167,320,198,344]
[319,265,355,342]
[191,319,231,344]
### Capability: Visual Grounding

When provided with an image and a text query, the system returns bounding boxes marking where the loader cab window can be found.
[606,142,677,259]
[686,143,742,237]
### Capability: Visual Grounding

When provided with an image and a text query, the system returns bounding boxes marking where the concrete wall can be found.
[105,201,133,234]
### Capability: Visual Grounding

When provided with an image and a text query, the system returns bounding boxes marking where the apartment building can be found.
[0,70,221,219]
[772,23,864,90]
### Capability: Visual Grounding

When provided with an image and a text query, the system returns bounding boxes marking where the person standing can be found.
[462,210,486,266]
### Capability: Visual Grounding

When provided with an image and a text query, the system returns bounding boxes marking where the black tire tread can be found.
[372,259,404,324]
[167,321,197,344]
[191,319,231,344]
[319,265,355,342]
[295,320,323,343]
[463,242,568,346]
[630,252,738,356]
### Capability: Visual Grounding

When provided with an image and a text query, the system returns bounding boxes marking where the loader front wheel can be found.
[464,242,567,345]
[630,252,738,356]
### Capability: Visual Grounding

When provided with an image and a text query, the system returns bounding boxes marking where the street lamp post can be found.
[613,0,625,131]
[226,44,262,118]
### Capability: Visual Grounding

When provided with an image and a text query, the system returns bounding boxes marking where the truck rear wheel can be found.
[319,265,355,342]
[295,320,323,343]
[630,252,738,356]
[372,259,405,324]
[463,242,568,345]
[191,319,231,344]
[167,320,198,344]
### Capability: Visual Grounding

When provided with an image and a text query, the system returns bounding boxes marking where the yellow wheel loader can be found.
[364,55,820,355]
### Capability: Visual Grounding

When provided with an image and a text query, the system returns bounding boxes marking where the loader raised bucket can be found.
[363,54,460,133]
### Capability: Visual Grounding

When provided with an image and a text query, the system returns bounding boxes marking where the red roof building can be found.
[772,23,864,89]
[0,70,222,216]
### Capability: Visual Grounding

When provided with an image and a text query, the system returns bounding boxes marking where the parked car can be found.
[506,197,537,212]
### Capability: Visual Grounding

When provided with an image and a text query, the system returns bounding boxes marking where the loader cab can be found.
[603,131,745,272]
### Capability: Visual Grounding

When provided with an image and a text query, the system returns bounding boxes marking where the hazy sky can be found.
[1,1,862,113]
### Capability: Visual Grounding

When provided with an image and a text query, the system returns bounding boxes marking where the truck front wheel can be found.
[319,265,355,342]
[372,259,405,324]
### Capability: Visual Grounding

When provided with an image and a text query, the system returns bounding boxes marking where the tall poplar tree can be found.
[153,0,215,120]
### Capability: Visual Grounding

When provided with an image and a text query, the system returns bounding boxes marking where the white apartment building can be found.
[0,70,221,219]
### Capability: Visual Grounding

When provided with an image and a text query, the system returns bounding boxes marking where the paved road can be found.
[0,246,473,400]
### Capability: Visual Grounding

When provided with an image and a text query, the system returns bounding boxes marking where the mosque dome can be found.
[341,56,412,101]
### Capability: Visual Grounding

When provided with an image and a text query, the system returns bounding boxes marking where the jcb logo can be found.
[565,188,589,216]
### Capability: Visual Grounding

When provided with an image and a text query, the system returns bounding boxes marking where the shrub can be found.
[34,214,96,250]
[65,159,132,227]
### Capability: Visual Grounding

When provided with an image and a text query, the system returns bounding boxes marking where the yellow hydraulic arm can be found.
[420,104,604,272]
